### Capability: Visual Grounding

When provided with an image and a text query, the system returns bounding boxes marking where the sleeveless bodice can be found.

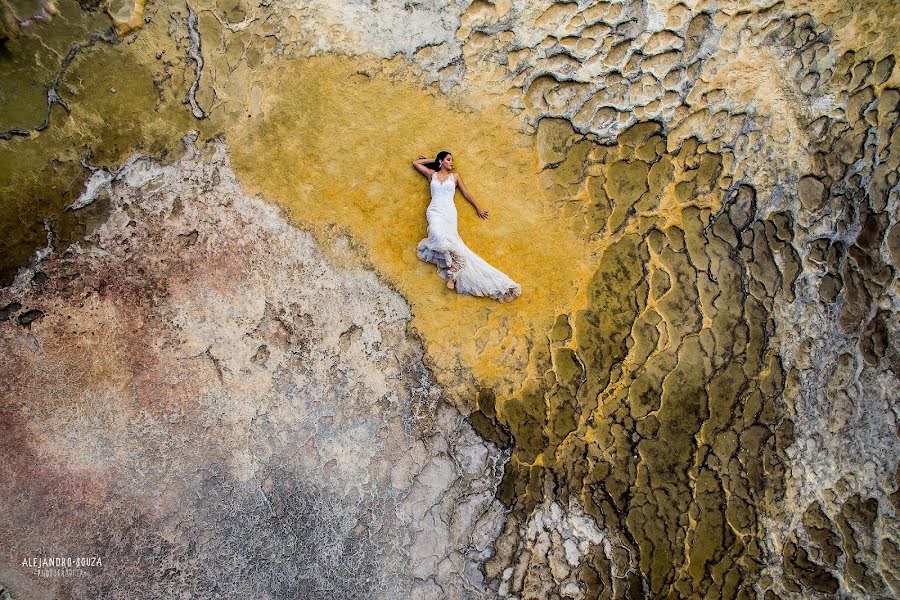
[429,172,456,206]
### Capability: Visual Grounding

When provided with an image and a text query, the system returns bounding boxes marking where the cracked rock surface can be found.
[1,0,899,598]
[0,135,506,599]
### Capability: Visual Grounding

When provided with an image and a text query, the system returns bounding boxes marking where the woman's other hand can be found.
[477,208,490,219]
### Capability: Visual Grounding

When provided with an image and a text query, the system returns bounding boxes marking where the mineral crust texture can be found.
[1,0,898,598]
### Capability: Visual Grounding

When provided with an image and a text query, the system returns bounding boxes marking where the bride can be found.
[412,151,522,302]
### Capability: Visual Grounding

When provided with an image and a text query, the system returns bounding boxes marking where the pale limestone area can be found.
[495,499,613,600]
[0,134,509,599]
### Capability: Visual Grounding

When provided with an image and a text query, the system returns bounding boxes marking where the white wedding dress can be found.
[417,172,522,302]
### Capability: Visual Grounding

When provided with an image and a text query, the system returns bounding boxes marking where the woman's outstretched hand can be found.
[477,208,490,219]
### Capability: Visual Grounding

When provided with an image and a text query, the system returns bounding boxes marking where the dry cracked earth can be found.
[0,0,898,599]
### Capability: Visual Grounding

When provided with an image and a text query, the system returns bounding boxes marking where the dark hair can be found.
[428,151,452,171]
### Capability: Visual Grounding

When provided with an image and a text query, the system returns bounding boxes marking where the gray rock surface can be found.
[0,133,507,599]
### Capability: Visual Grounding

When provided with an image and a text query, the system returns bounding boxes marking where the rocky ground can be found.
[1,134,510,598]
[1,0,898,598]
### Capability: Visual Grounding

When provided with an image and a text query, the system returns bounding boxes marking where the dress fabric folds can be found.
[417,172,522,302]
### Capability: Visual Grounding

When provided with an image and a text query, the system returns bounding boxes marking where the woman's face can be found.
[440,154,454,171]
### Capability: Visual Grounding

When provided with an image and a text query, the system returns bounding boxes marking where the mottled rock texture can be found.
[1,0,899,598]
[0,136,506,599]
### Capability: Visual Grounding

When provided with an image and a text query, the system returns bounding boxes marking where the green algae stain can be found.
[574,232,645,414]
[0,3,220,285]
[481,119,797,598]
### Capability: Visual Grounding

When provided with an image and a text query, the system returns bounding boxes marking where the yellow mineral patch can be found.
[803,0,900,68]
[105,0,144,35]
[226,54,600,406]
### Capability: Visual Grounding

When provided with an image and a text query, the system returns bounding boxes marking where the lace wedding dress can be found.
[417,172,522,302]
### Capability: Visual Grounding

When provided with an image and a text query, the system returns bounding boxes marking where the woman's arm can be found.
[455,174,489,219]
[412,156,436,179]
